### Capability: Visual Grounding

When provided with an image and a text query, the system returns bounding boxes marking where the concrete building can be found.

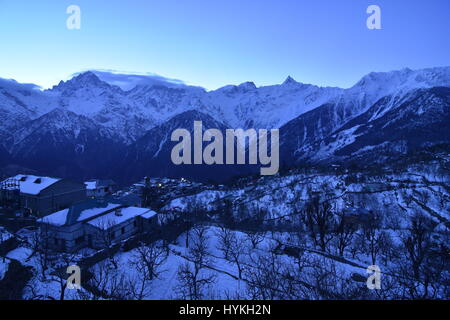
[1,174,87,217]
[86,207,158,249]
[38,199,158,252]
[85,179,117,198]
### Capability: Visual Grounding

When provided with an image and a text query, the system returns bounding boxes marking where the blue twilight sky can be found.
[0,0,449,90]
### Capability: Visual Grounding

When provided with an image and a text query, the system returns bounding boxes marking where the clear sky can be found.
[0,0,449,90]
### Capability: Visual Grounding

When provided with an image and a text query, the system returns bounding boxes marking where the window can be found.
[133,221,137,228]
[121,227,125,235]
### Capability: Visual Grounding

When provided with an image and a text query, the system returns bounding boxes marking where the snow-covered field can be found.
[64,226,372,300]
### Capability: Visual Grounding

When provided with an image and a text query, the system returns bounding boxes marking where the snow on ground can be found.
[88,226,370,300]
[6,247,33,266]
[1,163,447,300]
[110,228,248,299]
[7,246,85,300]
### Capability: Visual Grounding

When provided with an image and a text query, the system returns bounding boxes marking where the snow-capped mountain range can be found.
[0,67,449,182]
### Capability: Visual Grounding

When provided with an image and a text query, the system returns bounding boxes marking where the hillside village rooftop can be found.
[3,174,61,195]
[38,200,122,226]
[87,207,157,229]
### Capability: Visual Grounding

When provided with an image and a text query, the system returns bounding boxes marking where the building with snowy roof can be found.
[38,198,159,252]
[85,179,117,198]
[1,174,87,217]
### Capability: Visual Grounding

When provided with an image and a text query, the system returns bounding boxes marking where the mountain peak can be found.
[71,71,103,85]
[52,71,110,92]
[283,76,297,85]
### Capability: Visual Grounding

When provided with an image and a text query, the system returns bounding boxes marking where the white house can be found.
[38,199,158,252]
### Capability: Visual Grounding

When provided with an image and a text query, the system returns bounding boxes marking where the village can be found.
[0,174,212,253]
[0,172,230,299]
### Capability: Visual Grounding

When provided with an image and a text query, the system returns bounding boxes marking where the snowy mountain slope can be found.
[0,66,449,182]
[120,110,246,184]
[279,86,450,166]
[196,66,450,131]
[125,84,206,124]
[0,78,52,143]
[48,72,157,143]
[330,86,450,163]
[1,67,449,144]
[47,72,208,143]
[199,78,343,129]
[8,108,126,180]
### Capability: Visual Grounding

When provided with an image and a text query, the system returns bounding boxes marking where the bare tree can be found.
[245,244,307,300]
[216,226,233,260]
[401,214,433,280]
[378,213,450,299]
[245,230,265,250]
[130,241,168,281]
[81,261,112,300]
[378,231,396,265]
[303,196,335,252]
[124,271,151,300]
[334,212,356,257]
[308,257,370,300]
[83,260,130,300]
[228,232,247,279]
[176,225,216,300]
[176,261,216,300]
[245,249,284,300]
[31,223,54,280]
[49,252,79,300]
[189,225,211,267]
[287,233,311,274]
[364,223,382,266]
